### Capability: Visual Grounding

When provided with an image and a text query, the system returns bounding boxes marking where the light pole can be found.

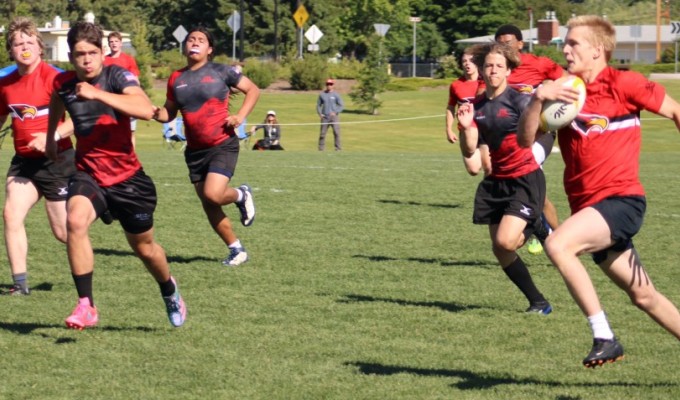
[528,8,533,53]
[409,17,421,78]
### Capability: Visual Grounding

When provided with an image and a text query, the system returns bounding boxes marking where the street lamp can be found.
[409,16,421,78]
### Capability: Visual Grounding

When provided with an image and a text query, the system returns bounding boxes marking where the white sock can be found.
[229,240,242,249]
[235,188,244,203]
[588,311,614,340]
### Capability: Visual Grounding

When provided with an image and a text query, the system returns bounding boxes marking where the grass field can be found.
[1,81,680,399]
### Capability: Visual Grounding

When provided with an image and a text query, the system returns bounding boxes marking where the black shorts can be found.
[185,137,239,183]
[590,196,646,264]
[68,169,157,234]
[473,168,546,226]
[7,149,76,201]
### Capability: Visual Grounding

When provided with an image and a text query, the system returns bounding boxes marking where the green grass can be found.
[1,82,680,399]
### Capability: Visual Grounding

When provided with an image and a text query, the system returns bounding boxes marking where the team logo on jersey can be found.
[57,187,68,197]
[519,205,532,216]
[572,113,609,136]
[496,108,509,118]
[511,84,535,94]
[8,104,41,121]
[123,71,139,83]
[201,75,215,83]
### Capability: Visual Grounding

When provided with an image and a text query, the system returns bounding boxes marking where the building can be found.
[0,14,134,64]
[455,13,677,64]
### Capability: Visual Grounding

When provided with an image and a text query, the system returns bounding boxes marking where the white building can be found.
[1,15,133,64]
[456,15,677,64]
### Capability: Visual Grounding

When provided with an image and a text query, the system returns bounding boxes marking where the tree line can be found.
[0,0,673,63]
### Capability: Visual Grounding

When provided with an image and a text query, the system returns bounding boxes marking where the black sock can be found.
[502,256,546,305]
[159,277,176,297]
[72,272,94,306]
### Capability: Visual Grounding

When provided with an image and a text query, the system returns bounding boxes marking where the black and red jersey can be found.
[472,88,538,179]
[167,62,242,150]
[54,65,141,187]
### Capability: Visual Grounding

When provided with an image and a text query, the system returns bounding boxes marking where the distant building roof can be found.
[456,25,676,46]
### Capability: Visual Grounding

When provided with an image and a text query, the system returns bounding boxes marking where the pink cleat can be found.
[65,297,99,330]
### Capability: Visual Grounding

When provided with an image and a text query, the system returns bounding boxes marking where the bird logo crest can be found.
[9,104,40,121]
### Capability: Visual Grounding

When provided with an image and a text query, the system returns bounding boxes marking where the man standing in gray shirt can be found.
[317,78,344,151]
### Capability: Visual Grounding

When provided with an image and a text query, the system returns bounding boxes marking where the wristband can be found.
[54,130,61,141]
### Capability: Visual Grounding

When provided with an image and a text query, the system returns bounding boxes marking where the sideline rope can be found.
[260,114,445,127]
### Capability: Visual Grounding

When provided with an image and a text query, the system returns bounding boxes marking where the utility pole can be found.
[239,0,245,61]
[274,0,279,61]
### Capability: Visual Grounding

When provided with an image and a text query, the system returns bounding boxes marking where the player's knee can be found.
[629,287,657,311]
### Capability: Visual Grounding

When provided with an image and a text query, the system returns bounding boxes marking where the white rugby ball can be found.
[539,76,586,132]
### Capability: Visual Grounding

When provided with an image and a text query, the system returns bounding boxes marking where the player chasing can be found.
[152,26,259,267]
[0,17,76,296]
[46,22,186,329]
[519,15,680,367]
[457,42,552,315]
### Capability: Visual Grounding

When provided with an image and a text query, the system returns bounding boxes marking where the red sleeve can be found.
[541,57,564,81]
[447,82,457,107]
[126,54,140,76]
[166,70,180,103]
[620,71,666,114]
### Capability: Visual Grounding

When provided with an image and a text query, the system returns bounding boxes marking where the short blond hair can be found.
[5,16,44,59]
[566,15,616,61]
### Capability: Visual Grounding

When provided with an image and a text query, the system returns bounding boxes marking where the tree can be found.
[349,35,390,114]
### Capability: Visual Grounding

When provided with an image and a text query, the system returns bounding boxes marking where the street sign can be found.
[409,16,421,23]
[173,25,188,43]
[374,23,390,37]
[308,44,319,52]
[672,21,680,35]
[630,25,641,38]
[228,11,241,33]
[305,24,323,44]
[293,4,309,28]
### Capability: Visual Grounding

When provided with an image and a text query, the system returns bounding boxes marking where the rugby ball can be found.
[539,76,586,132]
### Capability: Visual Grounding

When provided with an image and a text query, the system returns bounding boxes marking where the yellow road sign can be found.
[293,4,309,28]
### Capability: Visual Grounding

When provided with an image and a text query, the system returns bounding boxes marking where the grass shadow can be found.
[94,247,215,264]
[378,199,462,209]
[345,361,678,391]
[336,293,482,313]
[352,254,494,268]
[0,282,53,294]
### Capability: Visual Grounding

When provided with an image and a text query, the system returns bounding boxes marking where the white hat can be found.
[266,110,276,116]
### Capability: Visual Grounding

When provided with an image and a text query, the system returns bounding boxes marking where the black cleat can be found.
[583,338,624,368]
[525,300,552,315]
[7,284,30,296]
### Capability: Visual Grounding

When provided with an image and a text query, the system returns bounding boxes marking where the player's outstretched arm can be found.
[655,94,680,132]
[153,99,179,124]
[75,82,155,120]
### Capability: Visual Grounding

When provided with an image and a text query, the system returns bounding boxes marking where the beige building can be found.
[456,14,677,65]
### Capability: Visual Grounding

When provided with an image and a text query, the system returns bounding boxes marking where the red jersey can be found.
[54,65,141,187]
[448,76,484,107]
[558,67,665,213]
[104,52,140,76]
[0,62,72,158]
[508,53,564,93]
[167,62,242,150]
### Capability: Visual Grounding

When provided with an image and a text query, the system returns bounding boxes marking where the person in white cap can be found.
[250,110,283,150]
